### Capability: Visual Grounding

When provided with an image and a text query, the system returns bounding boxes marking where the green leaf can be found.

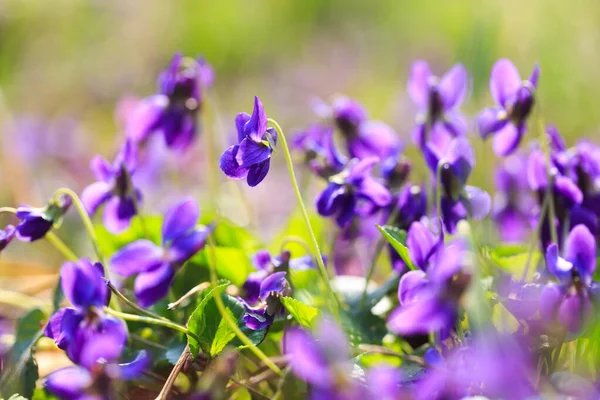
[279,369,308,400]
[0,309,44,399]
[270,211,325,257]
[95,215,163,257]
[188,246,251,287]
[377,225,416,270]
[186,284,268,357]
[341,309,387,346]
[31,388,59,400]
[281,297,320,328]
[488,245,540,281]
[200,215,261,251]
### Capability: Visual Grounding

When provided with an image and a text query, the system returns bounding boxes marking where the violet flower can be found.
[81,139,142,234]
[110,197,211,307]
[285,318,365,399]
[387,230,471,339]
[220,96,277,187]
[44,258,127,364]
[492,154,536,242]
[45,333,148,400]
[542,225,599,333]
[425,137,491,233]
[407,61,468,149]
[477,59,540,156]
[16,195,72,242]
[316,96,402,160]
[292,124,347,179]
[366,366,404,400]
[126,53,214,151]
[0,225,15,251]
[243,271,291,330]
[316,157,392,228]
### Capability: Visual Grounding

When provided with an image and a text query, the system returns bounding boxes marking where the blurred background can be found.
[1,0,600,301]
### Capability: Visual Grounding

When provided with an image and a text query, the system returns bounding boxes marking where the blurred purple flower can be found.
[110,197,211,307]
[316,157,392,228]
[220,96,277,187]
[366,366,404,400]
[388,235,471,339]
[0,225,15,251]
[425,137,491,233]
[478,59,539,156]
[44,258,127,364]
[542,225,599,333]
[45,333,148,400]
[293,124,347,179]
[16,194,72,242]
[492,154,536,242]
[408,61,468,149]
[81,139,141,234]
[126,53,214,151]
[285,318,365,399]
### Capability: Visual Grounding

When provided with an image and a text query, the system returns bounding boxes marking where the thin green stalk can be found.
[54,188,105,265]
[207,235,282,376]
[107,281,169,322]
[103,306,200,343]
[0,289,50,312]
[268,118,339,320]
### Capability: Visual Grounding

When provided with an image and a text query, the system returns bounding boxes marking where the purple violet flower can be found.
[492,154,536,242]
[285,318,365,399]
[110,197,212,307]
[293,124,347,179]
[407,61,468,148]
[126,53,214,151]
[15,195,72,242]
[388,232,471,339]
[81,139,142,234]
[219,96,277,187]
[45,333,148,400]
[0,225,15,251]
[542,225,599,333]
[44,258,128,364]
[316,157,392,228]
[477,59,540,156]
[425,137,491,233]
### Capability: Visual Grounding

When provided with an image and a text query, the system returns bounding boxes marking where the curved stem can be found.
[168,281,210,310]
[207,235,282,376]
[279,235,313,257]
[53,188,105,265]
[103,306,200,343]
[156,344,190,400]
[268,118,339,320]
[107,282,169,322]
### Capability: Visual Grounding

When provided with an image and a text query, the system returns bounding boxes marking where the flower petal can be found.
[398,270,428,304]
[387,293,453,336]
[558,294,591,333]
[90,156,114,182]
[134,263,175,307]
[490,59,522,107]
[540,284,563,322]
[477,107,508,139]
[443,111,468,137]
[357,177,392,207]
[244,96,268,142]
[79,332,125,369]
[407,222,436,270]
[236,138,272,168]
[45,367,92,399]
[235,113,251,142]
[102,196,137,234]
[44,308,80,350]
[81,181,111,215]
[220,145,248,179]
[259,271,288,301]
[526,150,548,191]
[285,328,333,388]
[464,186,491,220]
[528,64,540,88]
[119,350,150,380]
[564,224,596,283]
[61,258,107,308]
[315,317,350,364]
[110,240,163,277]
[126,94,168,142]
[407,60,432,109]
[438,63,468,110]
[167,227,211,264]
[247,159,271,187]
[162,197,200,242]
[316,183,345,217]
[492,122,524,157]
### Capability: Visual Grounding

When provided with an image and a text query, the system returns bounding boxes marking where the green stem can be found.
[107,281,169,322]
[268,118,339,320]
[53,188,105,265]
[207,235,282,376]
[103,306,200,343]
